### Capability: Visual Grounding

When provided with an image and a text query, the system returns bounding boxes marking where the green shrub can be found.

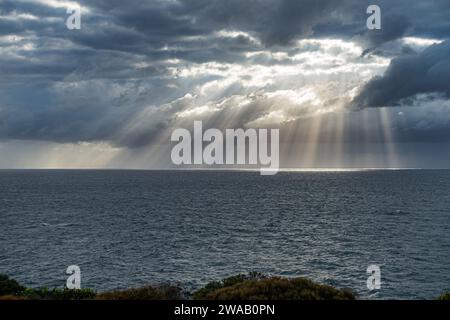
[437,291,450,300]
[193,274,355,300]
[96,285,184,300]
[1,273,356,301]
[193,272,266,299]
[0,274,25,296]
[22,287,97,300]
[0,295,30,300]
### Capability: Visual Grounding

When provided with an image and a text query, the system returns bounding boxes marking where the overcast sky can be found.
[1,0,450,169]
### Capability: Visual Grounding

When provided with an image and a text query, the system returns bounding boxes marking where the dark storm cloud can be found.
[0,1,394,55]
[353,39,450,108]
[359,14,412,56]
[3,1,450,71]
[176,0,344,46]
[1,0,450,149]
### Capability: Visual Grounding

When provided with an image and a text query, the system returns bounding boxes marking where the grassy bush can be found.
[437,291,450,300]
[1,275,95,300]
[193,272,266,299]
[1,273,355,300]
[96,285,184,300]
[21,287,97,300]
[0,274,25,296]
[193,273,355,300]
[0,294,31,300]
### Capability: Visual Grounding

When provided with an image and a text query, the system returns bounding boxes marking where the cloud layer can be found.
[353,39,450,108]
[1,0,450,168]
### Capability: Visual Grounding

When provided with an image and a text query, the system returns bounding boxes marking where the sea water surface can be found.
[0,169,449,299]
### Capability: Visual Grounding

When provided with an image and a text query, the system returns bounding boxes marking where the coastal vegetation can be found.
[96,285,185,300]
[0,274,24,296]
[0,273,447,300]
[0,273,353,300]
[192,273,355,300]
[437,291,450,300]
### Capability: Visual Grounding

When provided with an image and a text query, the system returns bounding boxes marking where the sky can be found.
[1,0,450,169]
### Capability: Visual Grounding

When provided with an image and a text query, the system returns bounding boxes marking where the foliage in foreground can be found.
[0,273,182,300]
[192,272,267,299]
[193,273,356,300]
[96,285,185,300]
[3,273,354,300]
[437,291,450,300]
[0,274,25,296]
[21,287,97,300]
[4,273,448,301]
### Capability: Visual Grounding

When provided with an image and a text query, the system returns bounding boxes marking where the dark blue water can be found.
[1,170,449,299]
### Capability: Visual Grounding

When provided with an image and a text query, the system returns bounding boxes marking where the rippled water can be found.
[1,170,449,299]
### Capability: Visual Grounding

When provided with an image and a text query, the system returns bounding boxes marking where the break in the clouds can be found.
[1,0,450,168]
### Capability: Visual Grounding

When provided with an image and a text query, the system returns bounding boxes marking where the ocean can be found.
[0,169,449,299]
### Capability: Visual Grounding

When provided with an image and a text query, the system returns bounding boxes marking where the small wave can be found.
[383,209,411,215]
[41,222,72,228]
